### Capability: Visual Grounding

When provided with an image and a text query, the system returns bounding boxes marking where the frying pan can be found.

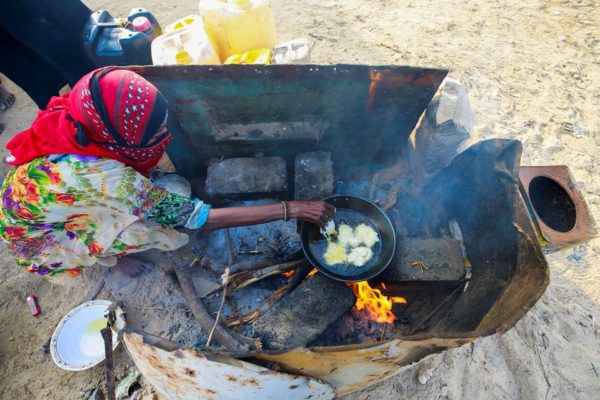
[300,195,396,282]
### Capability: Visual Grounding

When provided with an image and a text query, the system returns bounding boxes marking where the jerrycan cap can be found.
[132,16,152,32]
[175,51,192,65]
[233,0,252,9]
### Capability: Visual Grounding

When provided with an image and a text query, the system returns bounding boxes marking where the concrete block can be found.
[253,273,355,350]
[205,157,288,196]
[381,238,465,284]
[213,121,320,142]
[294,151,334,200]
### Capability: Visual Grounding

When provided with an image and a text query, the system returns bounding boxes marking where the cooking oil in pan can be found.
[309,209,382,277]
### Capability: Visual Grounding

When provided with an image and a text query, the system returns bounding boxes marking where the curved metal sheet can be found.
[123,332,336,400]
[255,337,471,395]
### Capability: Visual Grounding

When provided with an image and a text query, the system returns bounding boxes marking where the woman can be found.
[0,67,333,282]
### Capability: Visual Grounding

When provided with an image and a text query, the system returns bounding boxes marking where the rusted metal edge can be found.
[123,332,336,400]
[131,63,449,78]
[519,165,598,245]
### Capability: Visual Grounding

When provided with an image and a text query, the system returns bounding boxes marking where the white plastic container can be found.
[271,38,311,64]
[151,23,220,66]
[164,14,204,34]
[198,0,278,62]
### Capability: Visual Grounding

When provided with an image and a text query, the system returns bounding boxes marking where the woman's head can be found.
[68,67,172,167]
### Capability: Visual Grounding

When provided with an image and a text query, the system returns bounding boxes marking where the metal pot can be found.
[300,195,396,282]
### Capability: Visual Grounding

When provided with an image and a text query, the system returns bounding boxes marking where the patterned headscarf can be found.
[6,67,172,175]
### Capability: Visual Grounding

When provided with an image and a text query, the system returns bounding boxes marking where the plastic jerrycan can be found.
[164,14,203,34]
[198,0,278,62]
[82,8,162,67]
[151,15,220,65]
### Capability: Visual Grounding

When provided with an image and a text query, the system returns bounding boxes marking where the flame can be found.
[347,281,407,324]
[281,269,296,278]
[281,268,318,278]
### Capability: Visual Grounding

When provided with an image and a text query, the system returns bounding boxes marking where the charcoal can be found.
[227,200,302,260]
[252,273,355,350]
[380,238,465,284]
[205,157,287,197]
[294,151,334,200]
[192,200,302,273]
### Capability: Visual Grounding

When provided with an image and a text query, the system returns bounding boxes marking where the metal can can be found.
[27,294,41,316]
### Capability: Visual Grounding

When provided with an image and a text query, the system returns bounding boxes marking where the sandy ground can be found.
[1,0,599,399]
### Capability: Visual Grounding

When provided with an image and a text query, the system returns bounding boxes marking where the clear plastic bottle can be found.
[198,0,278,62]
[151,16,220,65]
[271,38,311,64]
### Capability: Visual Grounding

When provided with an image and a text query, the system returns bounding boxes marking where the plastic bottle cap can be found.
[175,51,192,65]
[233,0,251,9]
[132,16,152,32]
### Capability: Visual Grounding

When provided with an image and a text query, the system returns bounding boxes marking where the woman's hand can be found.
[289,201,336,228]
[202,201,335,231]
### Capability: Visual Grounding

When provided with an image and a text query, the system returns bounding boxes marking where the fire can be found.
[281,268,318,278]
[347,281,407,324]
[281,269,295,278]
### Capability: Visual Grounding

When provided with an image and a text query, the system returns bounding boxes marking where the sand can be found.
[1,0,599,399]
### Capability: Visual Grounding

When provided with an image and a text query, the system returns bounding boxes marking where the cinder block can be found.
[294,152,334,200]
[205,157,287,196]
[381,238,465,283]
[213,121,320,142]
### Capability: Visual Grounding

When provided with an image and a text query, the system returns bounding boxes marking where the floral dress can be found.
[0,154,205,281]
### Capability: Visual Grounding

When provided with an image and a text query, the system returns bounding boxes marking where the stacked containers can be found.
[151,15,220,65]
[83,8,162,67]
[198,0,278,62]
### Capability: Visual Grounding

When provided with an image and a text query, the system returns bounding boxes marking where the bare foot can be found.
[113,256,154,278]
[0,81,16,111]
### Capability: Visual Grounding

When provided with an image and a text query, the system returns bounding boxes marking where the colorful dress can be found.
[0,154,207,281]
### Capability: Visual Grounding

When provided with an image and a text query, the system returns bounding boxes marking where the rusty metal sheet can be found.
[123,332,336,400]
[132,64,447,178]
[255,337,470,396]
[519,165,598,247]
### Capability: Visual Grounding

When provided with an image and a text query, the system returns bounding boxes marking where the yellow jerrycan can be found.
[198,0,277,62]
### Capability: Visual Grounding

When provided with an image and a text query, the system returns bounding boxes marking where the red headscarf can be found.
[6,67,172,176]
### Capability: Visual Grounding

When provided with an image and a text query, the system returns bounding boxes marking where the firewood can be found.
[206,259,306,297]
[165,253,249,352]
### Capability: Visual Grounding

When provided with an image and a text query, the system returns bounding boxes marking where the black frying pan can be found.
[300,195,396,282]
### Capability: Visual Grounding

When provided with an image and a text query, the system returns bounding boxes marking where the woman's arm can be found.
[202,201,335,231]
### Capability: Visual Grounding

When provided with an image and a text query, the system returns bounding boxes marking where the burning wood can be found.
[280,269,295,278]
[347,281,407,324]
[281,268,317,279]
[207,259,304,297]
